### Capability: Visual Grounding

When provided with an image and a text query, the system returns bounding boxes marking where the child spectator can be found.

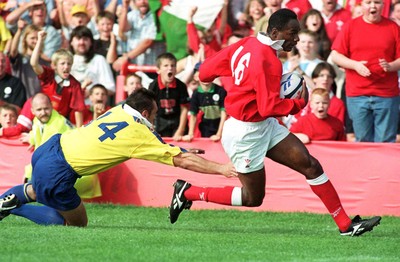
[124,72,143,96]
[70,84,111,125]
[93,11,118,64]
[0,103,18,128]
[182,63,227,142]
[282,62,345,129]
[0,98,33,138]
[148,53,190,140]
[57,2,98,41]
[283,29,323,79]
[186,77,199,98]
[300,9,332,61]
[290,88,346,143]
[9,22,49,99]
[117,72,144,106]
[31,31,86,127]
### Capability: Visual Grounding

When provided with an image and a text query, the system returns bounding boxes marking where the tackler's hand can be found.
[187,148,205,154]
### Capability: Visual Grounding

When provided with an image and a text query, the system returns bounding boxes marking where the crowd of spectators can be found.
[0,0,399,144]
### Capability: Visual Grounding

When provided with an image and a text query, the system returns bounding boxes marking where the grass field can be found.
[2,204,400,262]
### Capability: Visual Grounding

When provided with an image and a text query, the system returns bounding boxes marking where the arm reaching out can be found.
[30,31,47,75]
[173,152,237,178]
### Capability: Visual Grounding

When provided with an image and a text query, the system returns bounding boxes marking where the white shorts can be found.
[221,117,289,173]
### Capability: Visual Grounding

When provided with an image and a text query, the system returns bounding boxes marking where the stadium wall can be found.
[1,137,399,217]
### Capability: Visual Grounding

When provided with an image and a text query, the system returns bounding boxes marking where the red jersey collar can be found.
[158,75,177,90]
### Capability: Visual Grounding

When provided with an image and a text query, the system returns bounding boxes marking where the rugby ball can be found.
[280,71,304,99]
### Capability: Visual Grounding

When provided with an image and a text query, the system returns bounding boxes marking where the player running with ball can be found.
[169,9,381,236]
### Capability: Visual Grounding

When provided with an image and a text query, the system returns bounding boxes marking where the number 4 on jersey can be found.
[98,122,128,141]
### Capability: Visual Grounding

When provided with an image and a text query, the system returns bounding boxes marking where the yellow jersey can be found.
[60,104,182,176]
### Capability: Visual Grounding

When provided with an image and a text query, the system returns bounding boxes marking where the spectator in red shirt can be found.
[290,88,345,143]
[31,31,86,127]
[283,0,313,20]
[321,0,352,44]
[330,0,400,142]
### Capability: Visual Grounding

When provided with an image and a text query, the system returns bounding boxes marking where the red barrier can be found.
[0,137,32,189]
[1,138,399,216]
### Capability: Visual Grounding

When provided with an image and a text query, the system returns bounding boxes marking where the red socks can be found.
[308,174,352,231]
[184,185,239,206]
[183,173,352,232]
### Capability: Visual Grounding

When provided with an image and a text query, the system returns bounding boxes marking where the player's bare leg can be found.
[265,133,322,179]
[237,169,266,207]
[58,201,88,227]
[266,133,381,236]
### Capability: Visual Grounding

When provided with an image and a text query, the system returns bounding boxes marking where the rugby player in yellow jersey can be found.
[0,89,237,226]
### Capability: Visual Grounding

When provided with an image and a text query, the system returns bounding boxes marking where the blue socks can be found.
[0,183,34,204]
[11,205,65,225]
[2,183,65,226]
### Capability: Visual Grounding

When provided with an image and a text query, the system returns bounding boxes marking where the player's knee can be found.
[301,155,323,179]
[309,156,323,174]
[243,193,265,207]
[26,184,37,201]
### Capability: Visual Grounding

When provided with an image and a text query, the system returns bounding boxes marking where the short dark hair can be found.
[267,8,298,34]
[0,103,18,116]
[156,52,177,68]
[70,26,94,63]
[96,11,115,23]
[125,88,157,114]
[90,84,108,95]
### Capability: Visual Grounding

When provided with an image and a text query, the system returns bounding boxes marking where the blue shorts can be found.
[31,134,81,211]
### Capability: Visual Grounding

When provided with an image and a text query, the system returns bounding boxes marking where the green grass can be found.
[2,204,399,262]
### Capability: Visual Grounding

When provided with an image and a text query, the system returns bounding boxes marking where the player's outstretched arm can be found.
[173,152,237,178]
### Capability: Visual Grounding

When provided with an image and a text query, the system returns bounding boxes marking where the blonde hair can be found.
[21,25,42,55]
[51,49,74,66]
